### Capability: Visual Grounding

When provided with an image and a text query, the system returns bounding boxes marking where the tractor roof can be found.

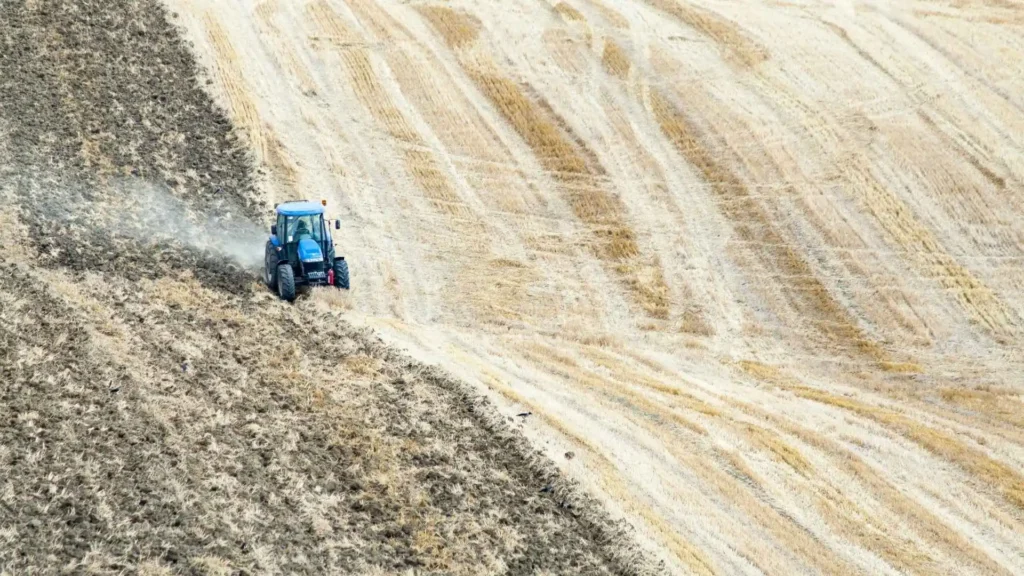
[275,201,325,216]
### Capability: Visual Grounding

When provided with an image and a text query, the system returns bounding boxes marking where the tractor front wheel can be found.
[277,264,296,302]
[333,258,350,290]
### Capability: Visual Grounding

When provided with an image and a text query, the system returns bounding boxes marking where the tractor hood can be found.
[297,238,324,263]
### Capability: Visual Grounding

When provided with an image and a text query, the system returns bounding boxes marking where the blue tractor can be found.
[264,200,349,301]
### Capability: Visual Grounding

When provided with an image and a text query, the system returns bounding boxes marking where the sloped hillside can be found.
[0,1,651,574]
[165,0,1024,574]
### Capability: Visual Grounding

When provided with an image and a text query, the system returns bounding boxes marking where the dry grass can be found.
[459,66,671,317]
[554,2,586,22]
[738,360,1024,513]
[345,0,418,42]
[415,5,481,50]
[337,49,419,144]
[573,354,917,569]
[589,0,631,28]
[811,489,941,576]
[787,192,935,347]
[204,15,267,158]
[370,42,506,165]
[836,435,1013,575]
[468,368,717,576]
[727,370,1011,574]
[496,399,717,576]
[601,97,712,327]
[839,154,1016,341]
[615,261,671,319]
[916,110,1008,191]
[309,3,468,216]
[642,0,768,67]
[781,416,984,576]
[468,71,590,177]
[307,0,362,45]
[790,386,1024,511]
[459,254,545,325]
[939,387,1024,429]
[694,445,860,574]
[650,90,895,361]
[264,128,299,193]
[742,424,813,475]
[602,39,631,79]
[255,1,318,96]
[530,347,866,575]
[766,22,1015,342]
[521,344,709,435]
[544,28,589,75]
[879,360,925,373]
[679,307,714,336]
[345,353,383,375]
[579,346,721,417]
[688,446,864,575]
[0,210,31,263]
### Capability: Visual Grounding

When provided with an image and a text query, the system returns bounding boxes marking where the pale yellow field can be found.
[165,0,1024,573]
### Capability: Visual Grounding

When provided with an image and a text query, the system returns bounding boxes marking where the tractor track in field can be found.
[0,1,654,574]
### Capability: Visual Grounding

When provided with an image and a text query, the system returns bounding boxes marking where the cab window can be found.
[276,214,286,239]
[285,215,323,242]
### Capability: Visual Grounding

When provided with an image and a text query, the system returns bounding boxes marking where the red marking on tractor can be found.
[327,268,334,286]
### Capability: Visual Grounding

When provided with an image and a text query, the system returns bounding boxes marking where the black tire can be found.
[277,264,296,302]
[333,258,350,290]
[263,248,277,289]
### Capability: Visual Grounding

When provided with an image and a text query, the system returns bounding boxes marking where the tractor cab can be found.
[272,202,330,253]
[264,200,349,301]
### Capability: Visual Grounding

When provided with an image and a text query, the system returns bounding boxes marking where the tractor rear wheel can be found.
[277,264,296,301]
[264,252,277,289]
[333,259,350,290]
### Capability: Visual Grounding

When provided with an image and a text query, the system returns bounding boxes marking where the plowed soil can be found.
[0,1,651,574]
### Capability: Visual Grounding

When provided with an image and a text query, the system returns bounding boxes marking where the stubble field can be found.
[3,0,1024,574]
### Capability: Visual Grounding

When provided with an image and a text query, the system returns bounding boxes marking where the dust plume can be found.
[123,180,267,269]
[29,177,267,270]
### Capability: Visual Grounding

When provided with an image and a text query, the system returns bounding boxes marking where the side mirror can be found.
[334,220,340,230]
[271,224,278,235]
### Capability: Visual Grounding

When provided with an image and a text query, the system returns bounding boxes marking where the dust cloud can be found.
[32,177,267,270]
[125,181,267,269]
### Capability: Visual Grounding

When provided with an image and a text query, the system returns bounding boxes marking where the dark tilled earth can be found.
[0,1,655,574]
[0,0,258,292]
